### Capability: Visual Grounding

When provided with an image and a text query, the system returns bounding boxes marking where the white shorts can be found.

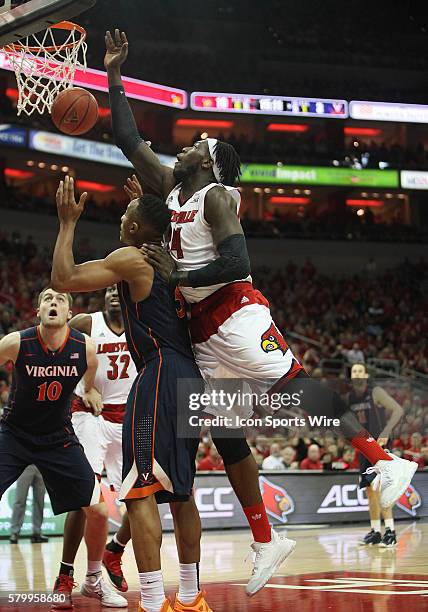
[188,282,303,420]
[72,411,123,492]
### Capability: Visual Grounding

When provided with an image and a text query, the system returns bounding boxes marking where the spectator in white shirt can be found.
[262,443,284,470]
[345,342,365,365]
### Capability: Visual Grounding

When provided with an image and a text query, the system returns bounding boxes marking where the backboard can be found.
[0,0,96,46]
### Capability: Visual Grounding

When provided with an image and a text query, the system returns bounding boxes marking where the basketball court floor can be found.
[1,521,427,611]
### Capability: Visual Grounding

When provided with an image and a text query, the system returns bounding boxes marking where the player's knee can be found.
[84,501,109,522]
[213,436,251,466]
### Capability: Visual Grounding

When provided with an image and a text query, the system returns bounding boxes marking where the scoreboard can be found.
[191,91,348,118]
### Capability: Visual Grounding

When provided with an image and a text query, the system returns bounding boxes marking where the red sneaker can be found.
[51,574,76,610]
[102,548,128,592]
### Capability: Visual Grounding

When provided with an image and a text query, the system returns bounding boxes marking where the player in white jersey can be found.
[55,285,136,608]
[106,29,418,597]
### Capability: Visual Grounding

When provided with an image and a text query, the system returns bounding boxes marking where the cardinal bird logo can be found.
[261,323,289,355]
[396,484,422,517]
[259,476,294,523]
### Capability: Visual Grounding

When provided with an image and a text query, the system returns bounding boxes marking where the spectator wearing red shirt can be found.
[197,446,225,472]
[300,445,322,470]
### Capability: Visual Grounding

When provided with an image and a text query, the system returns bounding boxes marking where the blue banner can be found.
[0,124,26,147]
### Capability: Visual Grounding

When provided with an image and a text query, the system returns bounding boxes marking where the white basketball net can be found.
[3,23,87,116]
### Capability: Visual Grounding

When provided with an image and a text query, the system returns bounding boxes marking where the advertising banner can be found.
[29,130,175,168]
[240,164,399,187]
[2,472,425,537]
[401,170,428,190]
[350,100,428,124]
[0,124,26,147]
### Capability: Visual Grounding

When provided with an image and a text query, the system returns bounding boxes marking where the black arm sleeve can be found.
[186,234,251,288]
[109,85,143,159]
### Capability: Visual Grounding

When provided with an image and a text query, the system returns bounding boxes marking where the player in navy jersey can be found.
[349,363,404,548]
[0,287,107,607]
[51,176,212,612]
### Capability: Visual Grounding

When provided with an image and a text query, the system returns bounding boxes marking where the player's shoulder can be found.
[19,326,37,339]
[204,183,239,212]
[69,313,93,335]
[68,325,87,344]
[108,246,151,269]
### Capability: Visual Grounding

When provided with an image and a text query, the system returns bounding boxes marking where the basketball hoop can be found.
[2,20,87,116]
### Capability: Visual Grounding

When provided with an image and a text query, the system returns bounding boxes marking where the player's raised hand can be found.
[104,29,128,71]
[124,174,143,201]
[82,387,103,416]
[141,244,176,281]
[56,176,87,225]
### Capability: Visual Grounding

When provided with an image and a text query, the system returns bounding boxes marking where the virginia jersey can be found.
[75,312,137,405]
[167,182,251,303]
[118,271,194,372]
[348,385,386,439]
[2,326,87,444]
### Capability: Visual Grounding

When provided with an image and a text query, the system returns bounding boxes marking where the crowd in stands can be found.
[195,430,428,473]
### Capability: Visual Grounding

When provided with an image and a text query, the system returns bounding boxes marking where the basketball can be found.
[51,87,99,136]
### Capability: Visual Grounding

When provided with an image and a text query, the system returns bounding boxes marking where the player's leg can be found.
[35,442,126,609]
[284,370,417,508]
[30,465,48,542]
[380,503,397,548]
[120,363,172,612]
[0,428,32,544]
[67,411,125,602]
[102,422,130,591]
[359,485,382,545]
[10,465,33,543]
[168,431,212,612]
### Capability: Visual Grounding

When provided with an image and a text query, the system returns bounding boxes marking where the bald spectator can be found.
[262,443,284,470]
[300,445,323,470]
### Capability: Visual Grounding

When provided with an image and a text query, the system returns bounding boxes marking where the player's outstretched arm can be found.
[372,386,404,445]
[105,29,175,198]
[143,187,251,289]
[52,176,155,294]
[0,331,20,366]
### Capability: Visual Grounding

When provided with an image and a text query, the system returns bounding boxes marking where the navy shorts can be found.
[120,351,202,504]
[359,440,392,489]
[0,425,100,514]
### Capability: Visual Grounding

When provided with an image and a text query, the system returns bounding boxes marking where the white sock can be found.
[178,563,199,604]
[113,533,126,548]
[139,570,165,612]
[370,519,381,533]
[87,560,102,576]
[384,518,394,531]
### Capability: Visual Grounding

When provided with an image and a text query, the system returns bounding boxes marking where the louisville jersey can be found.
[75,312,137,405]
[167,182,251,303]
[348,385,386,439]
[2,326,87,444]
[118,272,194,372]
